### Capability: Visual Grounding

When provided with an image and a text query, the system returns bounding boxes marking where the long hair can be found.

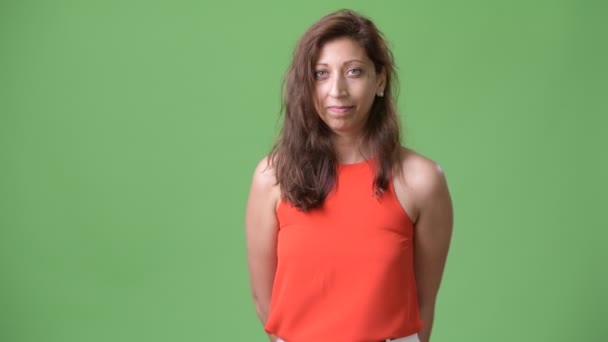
[269,9,402,212]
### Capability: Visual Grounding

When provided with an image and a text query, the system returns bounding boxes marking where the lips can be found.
[327,106,354,113]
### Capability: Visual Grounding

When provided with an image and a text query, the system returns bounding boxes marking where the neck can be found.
[332,133,370,164]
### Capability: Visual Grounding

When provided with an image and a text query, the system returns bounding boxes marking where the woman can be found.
[245,9,453,342]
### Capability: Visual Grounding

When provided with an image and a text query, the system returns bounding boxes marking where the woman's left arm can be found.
[411,161,454,342]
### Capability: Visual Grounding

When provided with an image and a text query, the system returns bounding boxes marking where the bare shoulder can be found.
[393,147,450,221]
[398,146,449,195]
[252,156,278,188]
[249,156,281,208]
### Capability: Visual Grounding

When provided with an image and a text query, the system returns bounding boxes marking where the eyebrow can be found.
[315,59,365,66]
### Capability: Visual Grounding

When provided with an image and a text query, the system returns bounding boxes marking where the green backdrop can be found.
[1,0,606,341]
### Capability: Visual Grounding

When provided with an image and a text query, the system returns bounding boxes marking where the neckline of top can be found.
[337,158,376,168]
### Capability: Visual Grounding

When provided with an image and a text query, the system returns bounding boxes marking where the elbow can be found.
[416,291,438,312]
[252,293,270,324]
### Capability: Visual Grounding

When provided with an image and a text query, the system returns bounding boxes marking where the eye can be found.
[314,70,328,79]
[347,68,362,76]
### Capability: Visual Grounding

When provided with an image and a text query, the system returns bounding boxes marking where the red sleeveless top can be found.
[264,160,424,342]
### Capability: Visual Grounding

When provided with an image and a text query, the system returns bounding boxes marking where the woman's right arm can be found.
[245,157,281,342]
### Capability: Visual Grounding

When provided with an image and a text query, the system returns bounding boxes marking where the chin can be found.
[328,125,361,135]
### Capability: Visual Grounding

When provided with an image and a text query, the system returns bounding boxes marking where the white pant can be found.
[382,333,420,342]
[276,332,420,342]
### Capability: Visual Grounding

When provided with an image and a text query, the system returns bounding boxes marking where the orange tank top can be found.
[264,159,424,342]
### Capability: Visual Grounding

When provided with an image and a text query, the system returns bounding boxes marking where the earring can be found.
[377,91,384,97]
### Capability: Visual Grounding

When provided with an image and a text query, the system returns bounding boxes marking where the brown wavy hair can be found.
[269,9,402,211]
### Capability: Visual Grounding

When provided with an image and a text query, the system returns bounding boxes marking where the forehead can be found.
[316,37,372,65]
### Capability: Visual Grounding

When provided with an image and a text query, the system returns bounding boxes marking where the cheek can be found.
[314,86,328,109]
[313,90,322,111]
[355,83,376,105]
[315,83,327,97]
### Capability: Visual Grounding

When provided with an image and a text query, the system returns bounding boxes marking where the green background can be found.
[1,0,606,341]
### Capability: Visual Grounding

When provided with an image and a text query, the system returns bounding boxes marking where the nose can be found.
[328,74,348,98]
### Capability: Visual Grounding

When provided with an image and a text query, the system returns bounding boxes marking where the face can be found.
[313,37,385,136]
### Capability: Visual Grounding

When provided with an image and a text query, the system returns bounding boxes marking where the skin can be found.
[246,37,453,342]
[312,37,385,162]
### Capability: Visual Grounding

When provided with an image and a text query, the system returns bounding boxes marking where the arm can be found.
[411,162,454,342]
[245,158,281,342]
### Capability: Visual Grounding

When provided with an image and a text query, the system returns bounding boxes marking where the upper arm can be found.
[245,157,281,317]
[409,159,454,308]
